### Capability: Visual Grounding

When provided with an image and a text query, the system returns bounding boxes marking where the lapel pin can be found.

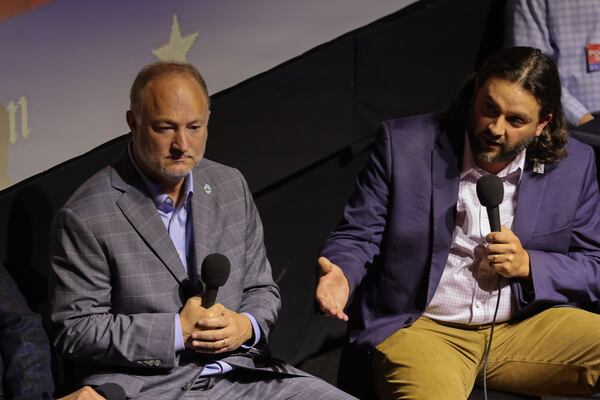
[203,183,212,195]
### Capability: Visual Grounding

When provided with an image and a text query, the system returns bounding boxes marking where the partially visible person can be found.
[505,0,600,126]
[0,261,54,399]
[0,262,105,399]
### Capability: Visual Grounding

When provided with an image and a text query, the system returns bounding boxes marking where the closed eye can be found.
[483,101,499,117]
[507,116,526,127]
[153,124,175,133]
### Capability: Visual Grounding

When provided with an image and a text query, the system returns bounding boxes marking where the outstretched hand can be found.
[315,256,350,321]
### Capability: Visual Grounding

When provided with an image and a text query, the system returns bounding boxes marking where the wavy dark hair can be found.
[438,47,568,164]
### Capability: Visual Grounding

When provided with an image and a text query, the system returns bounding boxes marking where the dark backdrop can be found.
[0,0,506,385]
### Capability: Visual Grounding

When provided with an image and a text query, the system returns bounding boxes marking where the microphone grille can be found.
[476,174,504,207]
[201,253,231,287]
[95,383,126,400]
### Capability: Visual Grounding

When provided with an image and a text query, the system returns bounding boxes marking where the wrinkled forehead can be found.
[477,77,542,116]
[140,74,209,116]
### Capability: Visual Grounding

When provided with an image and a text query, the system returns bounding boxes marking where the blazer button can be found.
[404,317,413,324]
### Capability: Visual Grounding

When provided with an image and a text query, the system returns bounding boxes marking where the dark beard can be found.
[468,128,534,164]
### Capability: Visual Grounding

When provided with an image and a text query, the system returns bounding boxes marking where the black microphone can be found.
[201,253,231,308]
[476,174,504,232]
[95,383,126,400]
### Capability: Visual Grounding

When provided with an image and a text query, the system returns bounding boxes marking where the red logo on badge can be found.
[587,43,600,72]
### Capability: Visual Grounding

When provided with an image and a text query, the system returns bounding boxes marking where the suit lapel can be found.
[427,130,461,304]
[190,161,216,287]
[111,153,187,283]
[514,163,547,248]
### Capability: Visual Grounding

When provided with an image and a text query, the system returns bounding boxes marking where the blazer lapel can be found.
[190,161,216,287]
[111,153,188,284]
[427,130,461,304]
[514,163,547,248]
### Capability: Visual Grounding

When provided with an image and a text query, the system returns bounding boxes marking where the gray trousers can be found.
[135,366,356,400]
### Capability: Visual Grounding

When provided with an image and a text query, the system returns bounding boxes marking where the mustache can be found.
[167,150,194,159]
[479,129,503,143]
[470,130,507,150]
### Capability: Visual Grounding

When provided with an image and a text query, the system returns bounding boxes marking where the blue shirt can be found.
[506,0,600,125]
[128,148,260,376]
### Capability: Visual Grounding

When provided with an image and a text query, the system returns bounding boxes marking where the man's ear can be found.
[535,113,553,137]
[126,110,136,134]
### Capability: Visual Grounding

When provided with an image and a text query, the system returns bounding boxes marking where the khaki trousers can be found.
[372,307,600,399]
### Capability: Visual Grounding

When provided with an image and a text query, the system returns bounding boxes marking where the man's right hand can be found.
[578,112,594,126]
[58,386,105,400]
[179,296,224,348]
[315,256,350,321]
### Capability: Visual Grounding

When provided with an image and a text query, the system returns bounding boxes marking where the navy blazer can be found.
[321,114,600,350]
[0,263,54,399]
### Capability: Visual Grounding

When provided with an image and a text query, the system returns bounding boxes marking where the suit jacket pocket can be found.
[529,223,573,253]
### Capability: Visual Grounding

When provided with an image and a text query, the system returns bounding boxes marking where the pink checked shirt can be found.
[423,135,525,324]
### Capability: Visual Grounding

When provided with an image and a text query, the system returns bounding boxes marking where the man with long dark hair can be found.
[317,47,600,399]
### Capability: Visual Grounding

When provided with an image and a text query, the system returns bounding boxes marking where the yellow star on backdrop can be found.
[152,14,198,62]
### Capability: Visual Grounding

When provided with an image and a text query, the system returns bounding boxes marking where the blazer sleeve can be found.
[319,123,392,294]
[519,147,600,308]
[50,207,177,369]
[236,171,281,343]
[0,263,54,400]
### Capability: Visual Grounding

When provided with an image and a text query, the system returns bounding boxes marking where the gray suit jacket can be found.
[50,151,297,398]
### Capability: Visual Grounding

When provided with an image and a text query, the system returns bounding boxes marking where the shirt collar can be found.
[461,132,526,183]
[128,144,194,212]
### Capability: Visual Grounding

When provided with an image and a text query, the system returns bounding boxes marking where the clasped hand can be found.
[485,225,531,279]
[179,296,253,354]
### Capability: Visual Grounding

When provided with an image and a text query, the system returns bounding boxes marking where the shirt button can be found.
[475,302,482,309]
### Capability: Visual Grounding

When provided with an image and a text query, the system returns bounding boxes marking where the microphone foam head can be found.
[95,383,126,400]
[201,253,231,287]
[476,174,504,207]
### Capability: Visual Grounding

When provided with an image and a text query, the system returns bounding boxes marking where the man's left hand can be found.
[486,226,531,279]
[189,306,253,354]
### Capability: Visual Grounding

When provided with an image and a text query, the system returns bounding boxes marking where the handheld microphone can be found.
[476,174,504,232]
[95,383,126,400]
[475,174,505,400]
[200,253,231,308]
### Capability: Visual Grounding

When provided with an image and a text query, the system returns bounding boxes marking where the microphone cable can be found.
[482,277,502,400]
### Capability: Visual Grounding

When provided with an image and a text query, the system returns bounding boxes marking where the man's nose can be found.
[172,129,189,152]
[488,117,506,136]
